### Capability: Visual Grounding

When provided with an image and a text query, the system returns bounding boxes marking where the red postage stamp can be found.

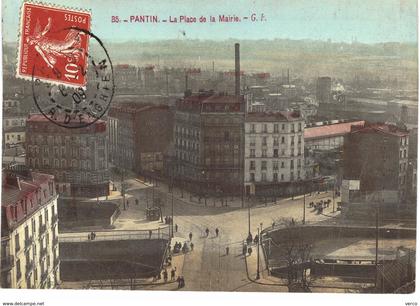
[17,2,91,87]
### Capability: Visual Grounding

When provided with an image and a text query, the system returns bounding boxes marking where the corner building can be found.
[1,167,60,288]
[244,111,305,196]
[25,115,109,198]
[174,91,244,195]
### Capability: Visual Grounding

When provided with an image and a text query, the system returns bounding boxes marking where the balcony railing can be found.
[24,236,34,249]
[25,260,34,278]
[40,247,48,259]
[53,236,59,247]
[52,213,58,224]
[41,270,48,283]
[39,224,47,236]
[54,257,60,269]
[1,255,14,272]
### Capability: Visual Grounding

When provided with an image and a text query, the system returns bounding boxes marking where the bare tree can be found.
[273,218,312,292]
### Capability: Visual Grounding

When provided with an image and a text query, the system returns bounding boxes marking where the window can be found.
[273,137,279,146]
[281,174,284,181]
[281,161,285,168]
[250,124,256,133]
[282,124,285,130]
[250,149,255,158]
[297,170,301,179]
[262,149,267,157]
[298,135,302,144]
[250,161,255,170]
[273,149,278,157]
[16,259,21,280]
[261,161,267,170]
[250,137,256,146]
[290,160,294,168]
[261,173,267,181]
[15,234,20,252]
[274,124,279,133]
[291,124,295,132]
[262,137,267,146]
[273,173,278,181]
[297,159,301,167]
[281,137,285,144]
[17,135,21,141]
[224,131,230,141]
[273,161,279,170]
[250,173,255,182]
[298,123,302,132]
[291,136,295,145]
[263,124,268,133]
[290,172,295,181]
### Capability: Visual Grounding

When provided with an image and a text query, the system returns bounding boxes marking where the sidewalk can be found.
[137,177,340,212]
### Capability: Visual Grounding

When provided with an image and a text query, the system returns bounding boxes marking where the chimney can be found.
[235,43,240,96]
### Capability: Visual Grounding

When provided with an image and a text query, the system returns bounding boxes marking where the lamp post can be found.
[303,191,306,224]
[256,222,262,280]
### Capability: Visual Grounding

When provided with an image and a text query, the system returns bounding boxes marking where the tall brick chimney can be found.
[235,43,240,96]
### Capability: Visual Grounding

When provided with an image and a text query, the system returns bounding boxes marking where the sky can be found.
[2,0,418,43]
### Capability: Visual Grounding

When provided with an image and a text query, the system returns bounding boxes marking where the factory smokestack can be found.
[235,43,240,96]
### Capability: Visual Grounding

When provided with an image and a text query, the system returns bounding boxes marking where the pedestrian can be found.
[135,199,139,205]
[163,269,168,282]
[88,233,91,240]
[180,276,185,288]
[254,234,259,244]
[176,276,182,288]
[242,243,247,255]
[190,242,194,251]
[205,228,209,237]
[272,221,275,229]
[215,228,219,237]
[189,232,193,241]
[226,246,229,255]
[171,268,176,280]
[149,230,152,239]
[165,216,168,224]
[175,224,178,232]
[246,233,253,245]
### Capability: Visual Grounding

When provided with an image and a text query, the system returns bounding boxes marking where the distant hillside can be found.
[3,39,417,86]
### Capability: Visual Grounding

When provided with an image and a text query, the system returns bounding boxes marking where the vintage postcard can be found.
[0,0,418,305]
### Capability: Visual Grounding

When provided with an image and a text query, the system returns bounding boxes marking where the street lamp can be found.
[201,170,207,206]
[256,222,262,280]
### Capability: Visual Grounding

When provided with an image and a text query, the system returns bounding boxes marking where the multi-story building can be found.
[316,77,332,104]
[304,120,365,152]
[174,91,244,195]
[108,103,173,175]
[1,166,60,288]
[244,111,305,196]
[25,115,109,198]
[342,123,409,206]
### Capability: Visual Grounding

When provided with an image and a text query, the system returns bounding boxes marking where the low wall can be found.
[60,239,169,281]
[58,199,119,230]
[265,225,416,246]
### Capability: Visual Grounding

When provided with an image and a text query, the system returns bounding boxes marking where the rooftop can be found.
[350,123,409,137]
[246,111,302,122]
[305,121,365,140]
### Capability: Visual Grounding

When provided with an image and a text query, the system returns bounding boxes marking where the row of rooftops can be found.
[26,114,107,133]
[304,120,408,140]
[2,166,56,234]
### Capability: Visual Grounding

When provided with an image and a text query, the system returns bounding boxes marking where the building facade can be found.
[342,123,410,205]
[316,77,332,104]
[1,167,60,289]
[108,103,174,175]
[174,91,244,195]
[244,111,305,196]
[25,115,109,198]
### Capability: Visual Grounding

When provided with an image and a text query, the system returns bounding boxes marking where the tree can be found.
[273,218,312,292]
